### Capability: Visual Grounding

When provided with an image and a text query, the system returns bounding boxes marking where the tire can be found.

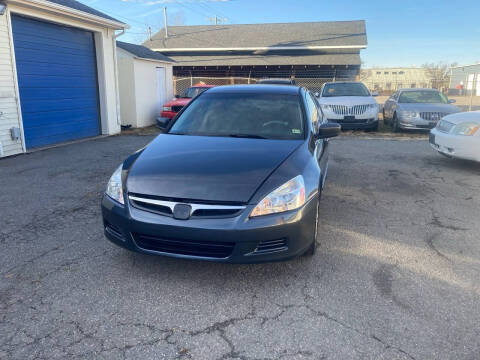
[392,113,400,133]
[304,190,321,256]
[365,122,378,132]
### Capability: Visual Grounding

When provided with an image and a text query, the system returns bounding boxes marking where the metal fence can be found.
[173,76,342,95]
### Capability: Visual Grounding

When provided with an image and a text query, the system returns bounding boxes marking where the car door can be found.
[384,92,395,119]
[388,92,400,119]
[306,91,328,172]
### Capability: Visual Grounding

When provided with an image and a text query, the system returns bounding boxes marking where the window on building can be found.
[376,71,381,75]
[411,83,416,88]
[384,72,389,75]
[392,72,397,75]
[399,71,405,75]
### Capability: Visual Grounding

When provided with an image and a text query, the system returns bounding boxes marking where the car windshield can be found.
[169,93,304,140]
[398,91,448,104]
[322,83,370,97]
[181,87,211,98]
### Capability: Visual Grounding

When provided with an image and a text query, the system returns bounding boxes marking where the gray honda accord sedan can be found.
[383,88,460,132]
[101,85,340,263]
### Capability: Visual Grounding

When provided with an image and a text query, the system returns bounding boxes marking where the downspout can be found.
[113,28,126,127]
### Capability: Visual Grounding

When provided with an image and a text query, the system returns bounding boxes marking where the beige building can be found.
[117,42,174,128]
[361,67,432,93]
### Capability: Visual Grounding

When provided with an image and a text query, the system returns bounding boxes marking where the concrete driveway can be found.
[1,134,479,359]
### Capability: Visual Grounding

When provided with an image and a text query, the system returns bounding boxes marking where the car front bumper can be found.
[101,194,317,263]
[398,116,438,130]
[429,128,480,162]
[324,112,379,130]
[327,117,378,130]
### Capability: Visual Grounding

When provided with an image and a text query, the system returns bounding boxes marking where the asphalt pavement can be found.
[1,134,479,359]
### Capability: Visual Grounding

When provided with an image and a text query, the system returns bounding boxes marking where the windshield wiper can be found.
[227,134,268,139]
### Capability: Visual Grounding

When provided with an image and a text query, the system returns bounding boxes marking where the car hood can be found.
[442,110,480,124]
[398,103,461,113]
[163,98,191,107]
[318,96,377,106]
[126,134,302,203]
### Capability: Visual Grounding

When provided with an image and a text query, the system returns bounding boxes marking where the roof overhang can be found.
[152,45,367,53]
[5,0,129,30]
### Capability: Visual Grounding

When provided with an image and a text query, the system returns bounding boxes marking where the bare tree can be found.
[422,62,458,90]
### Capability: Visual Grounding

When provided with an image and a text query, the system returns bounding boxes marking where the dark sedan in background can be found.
[383,88,460,132]
[102,85,340,263]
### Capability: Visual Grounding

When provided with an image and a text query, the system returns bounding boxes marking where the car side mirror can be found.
[314,92,320,98]
[371,91,379,97]
[174,94,180,98]
[156,117,171,130]
[448,99,456,104]
[316,122,341,139]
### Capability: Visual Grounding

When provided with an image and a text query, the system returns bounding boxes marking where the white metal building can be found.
[0,0,128,158]
[116,41,174,128]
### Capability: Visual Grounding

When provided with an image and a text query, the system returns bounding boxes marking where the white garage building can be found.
[116,41,174,129]
[0,0,128,157]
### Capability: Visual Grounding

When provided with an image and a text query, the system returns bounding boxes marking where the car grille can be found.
[254,239,287,254]
[133,233,235,258]
[436,120,455,133]
[330,105,370,116]
[129,194,245,219]
[171,105,184,112]
[419,112,448,122]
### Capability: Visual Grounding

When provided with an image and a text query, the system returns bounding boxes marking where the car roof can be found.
[398,88,439,92]
[192,84,215,88]
[257,79,295,84]
[206,84,301,95]
[323,81,362,85]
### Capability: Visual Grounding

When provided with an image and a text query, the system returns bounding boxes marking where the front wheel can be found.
[392,113,400,133]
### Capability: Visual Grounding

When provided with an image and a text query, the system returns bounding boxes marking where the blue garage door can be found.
[11,15,100,149]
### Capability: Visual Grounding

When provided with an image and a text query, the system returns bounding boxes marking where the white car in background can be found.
[316,82,379,131]
[430,111,480,162]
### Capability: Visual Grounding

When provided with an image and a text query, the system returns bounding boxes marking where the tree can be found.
[422,62,458,90]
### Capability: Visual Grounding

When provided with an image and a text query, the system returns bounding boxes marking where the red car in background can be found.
[157,84,215,128]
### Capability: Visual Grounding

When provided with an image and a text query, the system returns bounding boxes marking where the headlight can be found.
[398,110,419,118]
[162,106,171,111]
[106,165,124,204]
[451,122,479,136]
[250,175,305,217]
[368,103,379,110]
[320,104,331,111]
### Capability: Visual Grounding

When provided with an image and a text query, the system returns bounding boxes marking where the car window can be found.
[181,87,210,98]
[169,93,305,140]
[322,83,370,97]
[305,92,319,127]
[398,91,448,104]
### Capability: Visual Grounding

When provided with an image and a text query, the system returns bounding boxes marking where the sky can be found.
[81,0,480,68]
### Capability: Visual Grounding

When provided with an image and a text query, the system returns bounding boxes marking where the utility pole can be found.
[148,26,152,41]
[163,7,168,39]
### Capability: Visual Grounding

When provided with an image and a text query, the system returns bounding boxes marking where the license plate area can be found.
[343,115,356,122]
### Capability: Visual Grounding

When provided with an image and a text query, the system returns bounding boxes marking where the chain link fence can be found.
[173,76,347,96]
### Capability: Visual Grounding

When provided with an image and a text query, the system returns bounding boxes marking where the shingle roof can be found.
[46,0,124,24]
[117,41,173,63]
[167,53,361,66]
[144,21,366,50]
